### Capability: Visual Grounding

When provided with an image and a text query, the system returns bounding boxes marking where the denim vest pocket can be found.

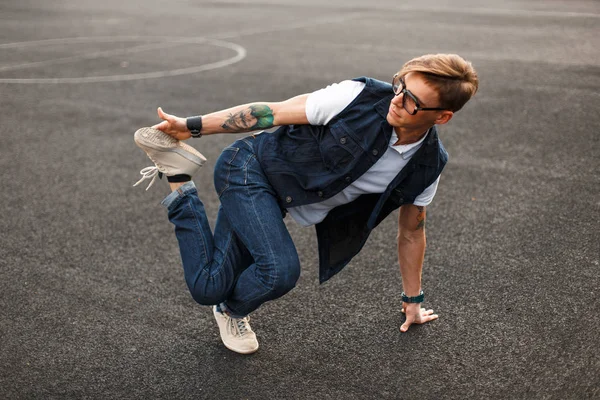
[281,125,324,163]
[320,121,362,171]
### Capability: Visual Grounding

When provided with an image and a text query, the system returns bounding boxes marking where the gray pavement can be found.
[1,0,599,399]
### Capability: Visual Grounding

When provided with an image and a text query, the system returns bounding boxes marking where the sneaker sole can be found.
[223,341,259,355]
[134,127,207,166]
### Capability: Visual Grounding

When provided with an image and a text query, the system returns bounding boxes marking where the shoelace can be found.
[229,316,251,337]
[133,166,163,191]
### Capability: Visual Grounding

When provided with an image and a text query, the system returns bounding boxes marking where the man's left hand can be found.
[400,303,439,332]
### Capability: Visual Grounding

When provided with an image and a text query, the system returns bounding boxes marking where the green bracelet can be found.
[401,290,424,303]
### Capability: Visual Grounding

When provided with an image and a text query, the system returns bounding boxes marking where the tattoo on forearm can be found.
[221,104,274,132]
[416,206,425,230]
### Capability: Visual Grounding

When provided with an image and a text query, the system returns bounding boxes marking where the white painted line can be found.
[0,41,188,73]
[0,38,245,84]
[0,36,203,49]
[0,13,362,84]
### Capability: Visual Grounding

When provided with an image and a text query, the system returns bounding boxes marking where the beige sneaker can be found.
[213,306,259,354]
[133,127,207,190]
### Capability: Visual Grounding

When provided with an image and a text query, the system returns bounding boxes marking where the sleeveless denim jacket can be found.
[254,77,448,282]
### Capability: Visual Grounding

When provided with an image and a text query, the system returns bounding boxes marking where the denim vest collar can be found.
[374,94,393,119]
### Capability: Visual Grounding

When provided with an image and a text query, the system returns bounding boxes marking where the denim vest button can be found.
[317,191,323,197]
[345,176,352,182]
[372,149,379,156]
[285,196,292,203]
[340,137,347,144]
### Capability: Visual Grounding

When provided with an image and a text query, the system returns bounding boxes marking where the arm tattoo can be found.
[416,206,426,230]
[221,104,274,132]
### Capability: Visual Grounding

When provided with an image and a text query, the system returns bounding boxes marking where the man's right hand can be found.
[152,107,192,140]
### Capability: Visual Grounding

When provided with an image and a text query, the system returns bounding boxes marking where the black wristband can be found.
[186,116,203,138]
[401,290,424,303]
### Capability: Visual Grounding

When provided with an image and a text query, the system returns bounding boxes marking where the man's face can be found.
[386,72,447,130]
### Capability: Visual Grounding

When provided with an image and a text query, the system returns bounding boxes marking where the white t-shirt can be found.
[287,80,440,227]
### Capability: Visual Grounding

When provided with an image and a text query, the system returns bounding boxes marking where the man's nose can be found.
[391,92,403,105]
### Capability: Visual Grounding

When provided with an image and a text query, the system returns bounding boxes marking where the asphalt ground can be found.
[1,0,599,399]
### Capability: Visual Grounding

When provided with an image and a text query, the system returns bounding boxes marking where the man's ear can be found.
[435,111,454,125]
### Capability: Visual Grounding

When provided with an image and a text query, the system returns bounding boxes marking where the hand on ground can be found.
[400,303,438,332]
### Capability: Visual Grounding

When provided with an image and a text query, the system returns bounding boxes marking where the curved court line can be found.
[0,13,364,84]
[0,35,207,49]
[0,13,365,84]
[0,41,190,73]
[0,37,245,84]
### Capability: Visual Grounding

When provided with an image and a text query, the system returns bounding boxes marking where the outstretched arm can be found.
[152,94,310,140]
[397,204,439,332]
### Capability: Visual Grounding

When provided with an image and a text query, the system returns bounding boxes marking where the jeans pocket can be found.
[214,147,240,197]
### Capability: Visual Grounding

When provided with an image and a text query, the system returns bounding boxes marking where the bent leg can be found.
[162,182,253,305]
[213,139,301,318]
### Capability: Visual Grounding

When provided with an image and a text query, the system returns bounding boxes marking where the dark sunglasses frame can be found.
[392,74,447,115]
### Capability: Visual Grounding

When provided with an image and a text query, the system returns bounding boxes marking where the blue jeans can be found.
[161,137,301,318]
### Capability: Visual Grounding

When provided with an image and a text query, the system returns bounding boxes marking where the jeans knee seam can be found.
[245,169,279,293]
[242,154,256,185]
[217,147,239,197]
[230,277,278,315]
[185,198,210,270]
[207,225,236,280]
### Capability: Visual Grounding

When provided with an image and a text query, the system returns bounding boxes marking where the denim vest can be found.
[254,77,448,282]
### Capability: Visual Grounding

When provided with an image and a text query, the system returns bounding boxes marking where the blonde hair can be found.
[398,54,479,112]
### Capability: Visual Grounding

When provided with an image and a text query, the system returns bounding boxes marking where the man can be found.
[133,53,478,354]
